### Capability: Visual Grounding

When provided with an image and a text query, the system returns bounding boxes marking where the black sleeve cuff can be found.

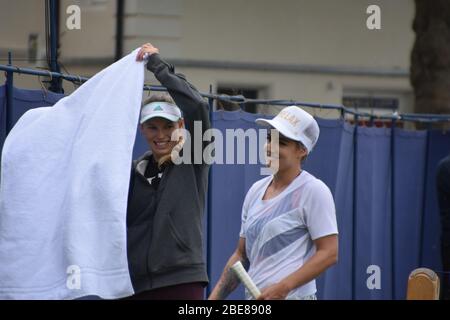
[146,53,173,73]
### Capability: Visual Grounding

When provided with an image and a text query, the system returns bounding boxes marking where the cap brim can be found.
[140,113,180,124]
[255,118,299,142]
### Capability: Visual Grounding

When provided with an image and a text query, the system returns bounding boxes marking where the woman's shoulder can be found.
[241,176,272,208]
[301,171,332,194]
[132,151,153,169]
[249,175,272,192]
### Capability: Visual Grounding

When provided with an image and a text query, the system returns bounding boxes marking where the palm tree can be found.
[410,0,450,127]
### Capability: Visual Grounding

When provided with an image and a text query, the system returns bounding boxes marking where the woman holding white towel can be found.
[124,43,210,300]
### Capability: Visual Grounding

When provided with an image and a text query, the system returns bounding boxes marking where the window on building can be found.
[342,89,412,128]
[342,96,399,112]
[216,86,260,113]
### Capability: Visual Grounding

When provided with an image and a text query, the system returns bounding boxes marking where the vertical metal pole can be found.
[48,0,63,93]
[5,52,14,136]
[419,123,432,266]
[115,0,125,61]
[206,85,214,297]
[390,118,397,299]
[351,113,359,300]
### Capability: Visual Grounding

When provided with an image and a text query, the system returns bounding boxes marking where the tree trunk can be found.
[410,0,450,126]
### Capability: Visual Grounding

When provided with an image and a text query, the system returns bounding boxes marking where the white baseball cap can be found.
[140,101,183,124]
[255,106,320,153]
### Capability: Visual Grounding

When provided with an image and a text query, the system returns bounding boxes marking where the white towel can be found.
[0,49,145,299]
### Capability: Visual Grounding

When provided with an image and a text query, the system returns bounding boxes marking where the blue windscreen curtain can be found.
[393,129,428,300]
[308,119,355,300]
[206,110,270,299]
[2,87,449,300]
[354,126,393,299]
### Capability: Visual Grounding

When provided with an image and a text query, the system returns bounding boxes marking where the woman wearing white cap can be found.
[124,43,210,299]
[209,106,338,300]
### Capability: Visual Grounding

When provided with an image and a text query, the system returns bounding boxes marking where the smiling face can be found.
[265,131,307,172]
[140,117,184,161]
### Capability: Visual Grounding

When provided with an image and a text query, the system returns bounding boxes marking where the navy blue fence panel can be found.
[421,130,450,271]
[304,118,343,192]
[393,129,427,299]
[316,121,355,300]
[208,110,270,300]
[354,127,393,299]
[303,118,345,299]
[11,87,64,124]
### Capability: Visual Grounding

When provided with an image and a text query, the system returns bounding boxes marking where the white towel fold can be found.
[0,48,145,299]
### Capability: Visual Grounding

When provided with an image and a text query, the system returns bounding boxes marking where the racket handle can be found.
[231,261,261,299]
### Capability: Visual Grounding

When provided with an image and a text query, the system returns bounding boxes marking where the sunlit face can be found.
[140,117,184,161]
[265,131,307,172]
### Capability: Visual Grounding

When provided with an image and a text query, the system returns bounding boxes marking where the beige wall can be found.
[0,1,46,57]
[181,0,414,69]
[59,0,116,60]
[0,0,415,115]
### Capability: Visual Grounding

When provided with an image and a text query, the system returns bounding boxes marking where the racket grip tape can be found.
[230,261,261,299]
